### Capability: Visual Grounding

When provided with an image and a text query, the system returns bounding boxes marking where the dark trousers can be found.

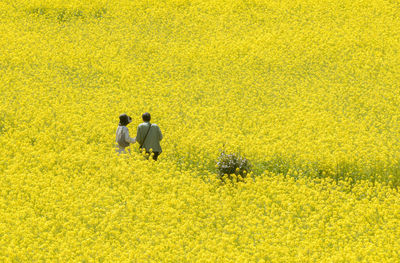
[146,151,160,161]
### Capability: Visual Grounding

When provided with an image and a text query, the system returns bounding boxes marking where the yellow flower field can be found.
[1,0,400,261]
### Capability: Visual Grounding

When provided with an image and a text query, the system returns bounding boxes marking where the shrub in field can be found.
[216,151,251,182]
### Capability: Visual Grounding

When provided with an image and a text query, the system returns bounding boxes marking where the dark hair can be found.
[142,112,151,122]
[119,114,132,126]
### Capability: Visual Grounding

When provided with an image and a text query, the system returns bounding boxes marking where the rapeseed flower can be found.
[1,0,400,261]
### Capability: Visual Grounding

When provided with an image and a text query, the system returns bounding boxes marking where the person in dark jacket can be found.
[136,112,163,160]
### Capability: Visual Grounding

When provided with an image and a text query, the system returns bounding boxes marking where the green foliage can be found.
[26,7,107,22]
[216,151,252,182]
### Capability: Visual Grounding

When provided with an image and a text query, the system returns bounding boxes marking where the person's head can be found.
[142,112,151,122]
[119,113,132,126]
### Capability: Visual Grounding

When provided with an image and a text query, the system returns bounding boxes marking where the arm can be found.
[158,126,163,141]
[124,127,136,144]
[136,125,143,145]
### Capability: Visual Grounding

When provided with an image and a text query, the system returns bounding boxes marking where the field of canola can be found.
[1,0,400,261]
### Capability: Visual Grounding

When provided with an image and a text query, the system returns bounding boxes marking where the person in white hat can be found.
[115,113,136,154]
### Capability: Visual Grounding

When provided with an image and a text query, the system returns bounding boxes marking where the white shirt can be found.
[116,126,136,151]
